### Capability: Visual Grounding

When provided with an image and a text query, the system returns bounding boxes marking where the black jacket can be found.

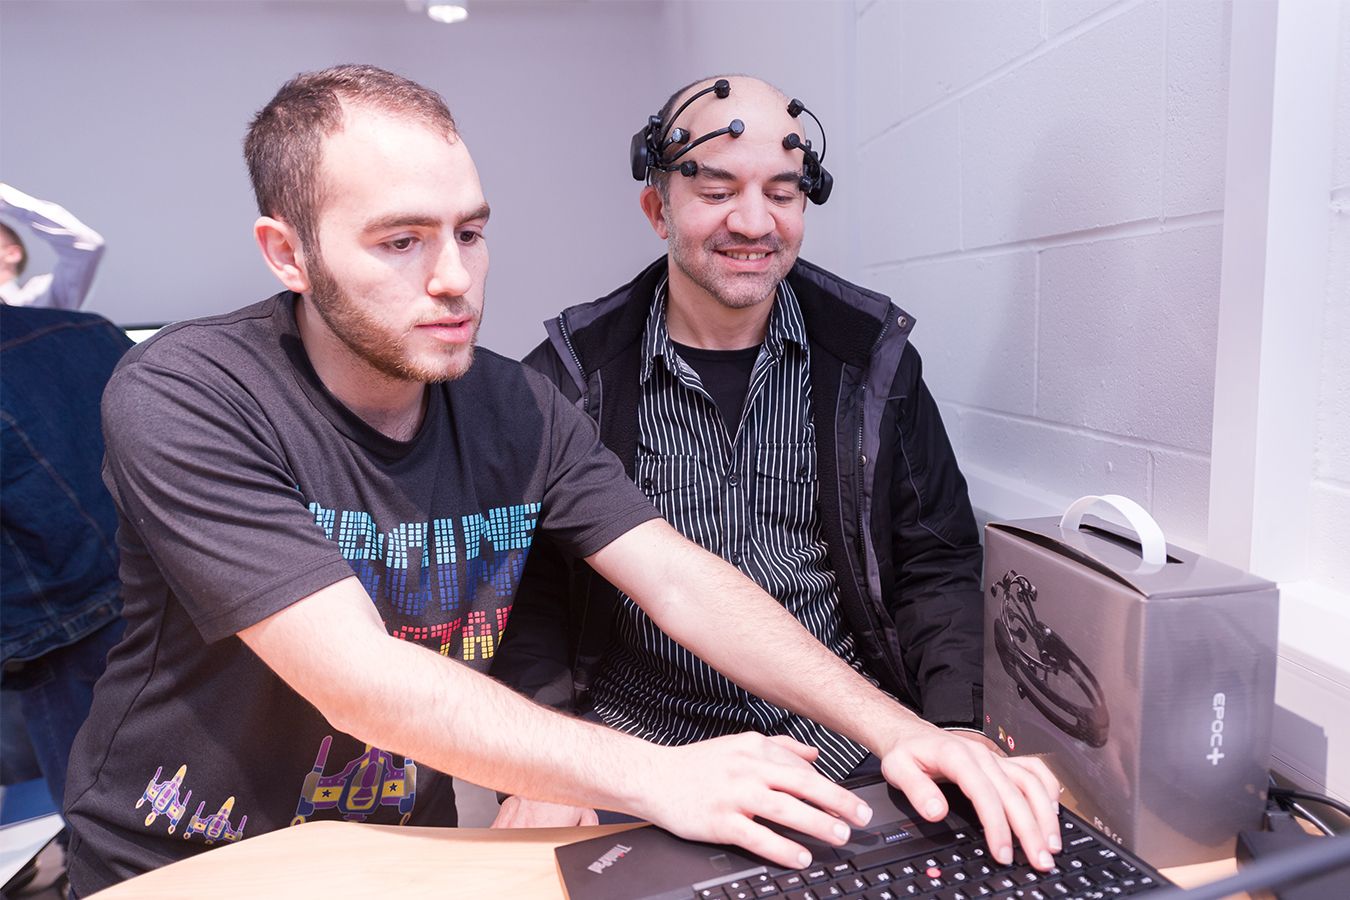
[492,257,985,727]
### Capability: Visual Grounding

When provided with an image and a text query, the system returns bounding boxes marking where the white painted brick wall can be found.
[1315,213,1350,485]
[1309,483,1350,594]
[1045,0,1123,37]
[1037,225,1223,455]
[858,105,963,263]
[892,0,1042,121]
[1335,11,1350,191]
[1148,447,1211,550]
[880,252,1038,416]
[855,0,1228,550]
[1309,6,1350,602]
[857,0,908,142]
[1165,0,1232,216]
[957,408,1152,504]
[961,1,1165,247]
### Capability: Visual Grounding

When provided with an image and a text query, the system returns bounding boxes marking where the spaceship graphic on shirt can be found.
[183,796,248,844]
[136,764,192,834]
[291,736,418,825]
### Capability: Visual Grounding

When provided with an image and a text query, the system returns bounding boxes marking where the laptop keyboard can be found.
[691,817,1164,900]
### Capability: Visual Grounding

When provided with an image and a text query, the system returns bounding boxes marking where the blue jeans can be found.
[0,620,123,813]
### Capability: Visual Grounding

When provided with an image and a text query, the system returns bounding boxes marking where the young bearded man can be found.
[62,65,889,895]
[495,75,1060,858]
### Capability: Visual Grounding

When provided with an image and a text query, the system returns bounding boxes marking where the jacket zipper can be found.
[855,312,891,559]
[855,313,908,692]
[556,313,589,416]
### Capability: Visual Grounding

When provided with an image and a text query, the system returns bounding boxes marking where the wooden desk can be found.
[89,820,1242,899]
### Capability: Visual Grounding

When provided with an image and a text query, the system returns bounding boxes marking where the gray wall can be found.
[0,0,864,357]
[0,0,669,358]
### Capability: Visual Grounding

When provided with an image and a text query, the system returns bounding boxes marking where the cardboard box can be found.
[982,497,1279,867]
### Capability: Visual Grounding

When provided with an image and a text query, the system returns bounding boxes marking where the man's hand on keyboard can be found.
[634,732,873,871]
[492,796,599,828]
[878,723,1063,873]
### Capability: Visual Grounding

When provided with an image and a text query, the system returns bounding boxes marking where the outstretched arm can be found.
[0,183,105,309]
[591,519,1064,872]
[239,573,872,869]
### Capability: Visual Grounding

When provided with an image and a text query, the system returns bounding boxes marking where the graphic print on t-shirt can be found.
[181,796,248,844]
[307,500,540,660]
[136,765,191,834]
[290,736,418,826]
[135,764,247,844]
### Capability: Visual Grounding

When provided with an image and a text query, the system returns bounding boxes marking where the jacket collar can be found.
[638,276,809,385]
[560,256,910,376]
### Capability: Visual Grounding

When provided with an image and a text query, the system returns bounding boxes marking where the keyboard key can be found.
[1066,872,1096,890]
[777,874,805,890]
[754,886,780,897]
[1065,833,1098,851]
[989,874,1018,892]
[966,861,996,879]
[862,890,897,900]
[862,869,893,886]
[804,868,830,884]
[838,874,869,894]
[1093,863,1125,882]
[828,862,854,877]
[889,862,920,880]
[697,889,728,900]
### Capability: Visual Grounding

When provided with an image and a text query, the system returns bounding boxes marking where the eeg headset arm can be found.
[629,79,834,205]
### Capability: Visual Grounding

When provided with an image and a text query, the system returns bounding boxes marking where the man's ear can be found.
[639,185,670,241]
[253,217,311,293]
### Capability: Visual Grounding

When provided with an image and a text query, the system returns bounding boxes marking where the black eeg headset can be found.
[991,569,1110,748]
[629,78,834,205]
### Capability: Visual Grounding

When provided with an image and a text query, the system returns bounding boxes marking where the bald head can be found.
[651,75,804,199]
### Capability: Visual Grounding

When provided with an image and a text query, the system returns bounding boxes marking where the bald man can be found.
[495,75,1061,863]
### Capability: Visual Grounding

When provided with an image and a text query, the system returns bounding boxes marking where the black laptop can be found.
[555,776,1170,900]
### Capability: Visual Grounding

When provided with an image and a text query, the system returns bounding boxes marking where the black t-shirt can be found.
[64,293,657,895]
[670,341,761,434]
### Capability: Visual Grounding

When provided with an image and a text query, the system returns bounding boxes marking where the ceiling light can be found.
[425,0,469,24]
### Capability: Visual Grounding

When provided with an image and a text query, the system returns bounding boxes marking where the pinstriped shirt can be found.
[589,278,874,780]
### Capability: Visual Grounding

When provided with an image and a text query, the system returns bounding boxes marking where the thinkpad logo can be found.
[587,842,634,875]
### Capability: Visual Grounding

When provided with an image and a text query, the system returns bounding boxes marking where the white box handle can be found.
[1059,494,1167,566]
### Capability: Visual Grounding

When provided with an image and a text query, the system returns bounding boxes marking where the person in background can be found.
[0,183,106,310]
[496,74,1029,833]
[1,305,132,828]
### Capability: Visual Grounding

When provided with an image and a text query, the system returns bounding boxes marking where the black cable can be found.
[1146,833,1350,900]
[1270,787,1350,821]
[1286,800,1336,837]
[658,79,730,147]
[662,120,744,168]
